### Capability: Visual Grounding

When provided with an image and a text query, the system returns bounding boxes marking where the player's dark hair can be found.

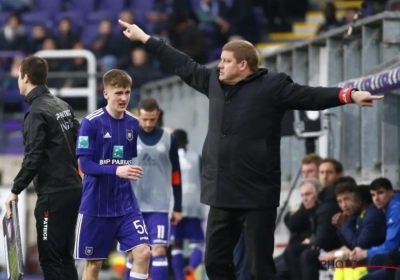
[353,185,373,205]
[370,177,393,191]
[173,129,188,146]
[335,181,356,196]
[103,69,132,88]
[20,56,48,86]
[319,158,343,174]
[138,97,160,112]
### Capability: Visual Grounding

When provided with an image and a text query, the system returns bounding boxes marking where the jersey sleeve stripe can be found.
[126,111,138,120]
[86,111,104,121]
[86,108,102,118]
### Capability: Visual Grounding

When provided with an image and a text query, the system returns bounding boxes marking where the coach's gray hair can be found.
[299,177,322,193]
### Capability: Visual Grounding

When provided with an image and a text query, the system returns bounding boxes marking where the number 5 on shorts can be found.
[133,220,148,234]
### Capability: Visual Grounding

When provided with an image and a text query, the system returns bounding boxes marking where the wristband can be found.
[334,250,344,258]
[339,88,355,104]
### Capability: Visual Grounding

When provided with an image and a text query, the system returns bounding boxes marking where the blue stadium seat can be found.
[87,10,115,23]
[0,12,10,25]
[21,12,50,25]
[68,0,95,14]
[33,0,63,14]
[80,24,100,47]
[131,0,154,12]
[100,0,126,16]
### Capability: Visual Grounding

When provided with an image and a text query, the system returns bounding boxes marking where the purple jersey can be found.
[76,108,140,217]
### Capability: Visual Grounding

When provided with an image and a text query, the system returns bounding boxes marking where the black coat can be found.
[12,86,82,195]
[309,184,342,251]
[145,37,350,208]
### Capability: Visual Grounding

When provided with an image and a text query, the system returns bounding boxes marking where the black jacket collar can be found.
[25,85,50,105]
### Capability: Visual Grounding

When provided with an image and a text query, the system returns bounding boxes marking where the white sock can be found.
[130,271,148,280]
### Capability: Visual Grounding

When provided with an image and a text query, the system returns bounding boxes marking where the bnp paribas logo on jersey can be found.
[112,145,124,159]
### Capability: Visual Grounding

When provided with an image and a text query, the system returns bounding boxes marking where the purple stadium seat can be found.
[33,0,63,14]
[100,0,126,16]
[3,120,23,132]
[191,0,200,9]
[2,89,21,99]
[87,11,115,23]
[0,12,10,25]
[68,0,95,14]
[55,11,83,24]
[21,12,50,25]
[80,24,99,47]
[131,0,154,12]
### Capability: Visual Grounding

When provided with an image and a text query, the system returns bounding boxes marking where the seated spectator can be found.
[319,184,386,280]
[318,158,343,188]
[42,37,65,88]
[0,0,30,12]
[275,178,321,280]
[1,54,23,91]
[301,153,322,179]
[55,17,79,50]
[226,0,260,44]
[316,3,343,36]
[126,48,163,108]
[115,10,142,69]
[169,14,208,64]
[92,19,118,59]
[26,24,48,54]
[340,8,358,25]
[195,0,231,48]
[388,0,400,11]
[285,169,355,280]
[351,178,400,279]
[0,13,28,51]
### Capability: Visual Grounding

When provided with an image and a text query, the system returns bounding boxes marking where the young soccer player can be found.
[170,129,206,280]
[74,69,151,280]
[125,97,182,280]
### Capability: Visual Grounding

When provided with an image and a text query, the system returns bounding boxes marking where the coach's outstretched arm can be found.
[273,73,383,110]
[118,20,211,96]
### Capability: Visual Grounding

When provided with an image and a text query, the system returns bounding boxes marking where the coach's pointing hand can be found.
[116,165,143,181]
[351,91,384,107]
[118,19,150,43]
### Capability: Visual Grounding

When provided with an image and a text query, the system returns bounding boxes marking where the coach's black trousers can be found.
[35,188,82,280]
[204,207,277,280]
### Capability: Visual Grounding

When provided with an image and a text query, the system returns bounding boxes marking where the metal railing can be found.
[34,49,98,112]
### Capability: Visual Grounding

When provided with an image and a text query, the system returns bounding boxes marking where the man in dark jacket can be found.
[4,56,82,280]
[118,19,384,280]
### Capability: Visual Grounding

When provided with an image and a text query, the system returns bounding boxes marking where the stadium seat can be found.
[68,0,96,14]
[54,10,84,25]
[0,12,10,25]
[87,10,115,23]
[21,12,50,25]
[100,0,126,16]
[131,0,154,12]
[80,24,100,47]
[33,0,63,14]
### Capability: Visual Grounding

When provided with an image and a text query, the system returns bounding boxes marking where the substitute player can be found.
[126,97,182,280]
[74,69,151,280]
[170,129,206,280]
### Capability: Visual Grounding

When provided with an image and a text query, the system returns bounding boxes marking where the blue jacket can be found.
[367,194,400,258]
[338,203,386,250]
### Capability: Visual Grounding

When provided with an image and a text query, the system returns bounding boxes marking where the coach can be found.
[118,20,383,280]
[4,57,82,280]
